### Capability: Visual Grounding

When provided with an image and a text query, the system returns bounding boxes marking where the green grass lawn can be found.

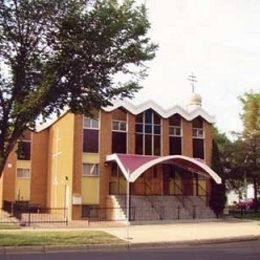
[0,223,21,230]
[0,230,123,247]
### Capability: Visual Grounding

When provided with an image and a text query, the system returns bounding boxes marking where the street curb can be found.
[1,235,260,254]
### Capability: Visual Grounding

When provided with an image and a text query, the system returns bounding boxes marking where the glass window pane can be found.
[17,141,31,160]
[154,125,161,135]
[145,124,152,134]
[169,137,182,155]
[112,121,119,130]
[192,117,203,128]
[84,118,91,128]
[145,134,152,155]
[112,132,127,154]
[120,122,126,131]
[154,112,161,125]
[145,109,152,123]
[136,113,143,123]
[169,114,181,126]
[154,135,161,155]
[135,124,143,133]
[175,128,181,136]
[91,119,99,129]
[135,134,143,154]
[84,118,99,129]
[83,163,99,176]
[193,139,204,159]
[17,168,30,178]
[83,129,99,153]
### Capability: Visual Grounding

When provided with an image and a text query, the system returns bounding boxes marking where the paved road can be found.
[1,240,260,260]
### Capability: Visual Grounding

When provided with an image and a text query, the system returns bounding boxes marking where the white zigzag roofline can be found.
[36,99,215,132]
[103,99,215,123]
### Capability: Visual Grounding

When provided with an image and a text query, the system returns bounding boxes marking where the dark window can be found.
[135,134,143,154]
[135,109,161,155]
[154,135,161,156]
[154,125,161,135]
[154,112,161,124]
[135,124,143,133]
[145,124,152,134]
[169,137,182,155]
[112,132,127,154]
[145,135,152,155]
[145,109,152,123]
[83,129,99,153]
[192,117,203,128]
[136,113,143,123]
[193,139,204,159]
[17,141,31,160]
[169,114,181,126]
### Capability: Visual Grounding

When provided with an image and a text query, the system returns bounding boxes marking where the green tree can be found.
[224,92,260,211]
[0,0,157,175]
[239,92,260,211]
[210,127,230,217]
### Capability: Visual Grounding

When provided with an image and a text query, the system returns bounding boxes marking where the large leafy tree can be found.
[239,92,260,210]
[0,0,157,175]
[225,92,260,211]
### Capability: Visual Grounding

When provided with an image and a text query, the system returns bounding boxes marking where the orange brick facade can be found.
[0,100,216,220]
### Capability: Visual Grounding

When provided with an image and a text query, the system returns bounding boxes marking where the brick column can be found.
[99,111,112,208]
[182,119,193,157]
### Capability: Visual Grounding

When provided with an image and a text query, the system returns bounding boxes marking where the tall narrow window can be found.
[17,131,31,160]
[83,114,99,153]
[135,109,161,155]
[192,117,204,159]
[169,114,182,155]
[112,109,127,154]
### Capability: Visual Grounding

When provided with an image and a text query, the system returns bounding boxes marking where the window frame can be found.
[17,140,31,160]
[192,128,204,139]
[112,120,127,132]
[135,109,161,155]
[169,126,182,137]
[83,117,100,130]
[82,163,99,177]
[17,168,30,178]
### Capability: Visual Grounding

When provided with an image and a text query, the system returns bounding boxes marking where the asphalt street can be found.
[0,240,260,260]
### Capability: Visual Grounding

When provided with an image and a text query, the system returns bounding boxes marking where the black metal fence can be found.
[229,208,260,219]
[1,201,68,226]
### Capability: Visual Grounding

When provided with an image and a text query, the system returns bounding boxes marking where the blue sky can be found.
[133,0,260,136]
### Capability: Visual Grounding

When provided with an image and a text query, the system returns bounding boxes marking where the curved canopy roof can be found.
[106,154,221,184]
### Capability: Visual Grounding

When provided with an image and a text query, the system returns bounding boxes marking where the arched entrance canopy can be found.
[106,154,222,184]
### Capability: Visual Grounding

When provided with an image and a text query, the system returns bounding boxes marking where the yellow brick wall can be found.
[47,113,74,220]
[81,153,100,204]
[16,160,31,201]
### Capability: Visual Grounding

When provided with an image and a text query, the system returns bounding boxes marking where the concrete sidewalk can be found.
[95,220,260,245]
[1,219,260,252]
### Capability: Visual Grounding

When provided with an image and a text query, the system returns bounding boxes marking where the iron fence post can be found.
[193,205,196,219]
[28,209,31,226]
